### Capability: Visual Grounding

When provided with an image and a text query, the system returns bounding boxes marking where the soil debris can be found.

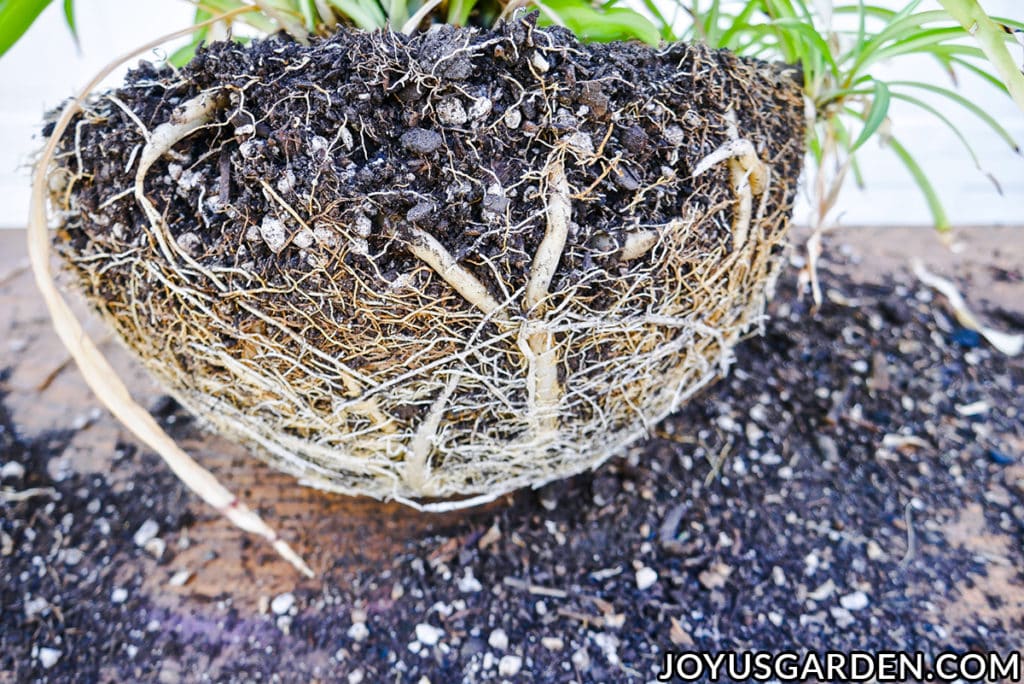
[3,256,1022,680]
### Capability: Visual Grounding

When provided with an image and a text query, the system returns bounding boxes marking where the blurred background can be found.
[0,0,1021,229]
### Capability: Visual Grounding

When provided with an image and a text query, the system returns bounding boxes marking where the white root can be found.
[404,374,460,493]
[520,154,572,441]
[913,260,1024,356]
[133,90,230,290]
[406,226,503,316]
[618,230,659,262]
[525,155,571,312]
[29,29,314,577]
[692,137,767,250]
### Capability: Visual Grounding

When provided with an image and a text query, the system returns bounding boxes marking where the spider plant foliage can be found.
[680,0,1024,235]
[1,0,1020,232]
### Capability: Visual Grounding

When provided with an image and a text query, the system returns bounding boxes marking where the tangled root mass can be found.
[47,15,805,505]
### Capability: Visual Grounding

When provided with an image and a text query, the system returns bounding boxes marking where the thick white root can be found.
[31,77,314,578]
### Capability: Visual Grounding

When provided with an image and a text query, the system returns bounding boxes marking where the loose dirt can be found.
[2,226,1022,681]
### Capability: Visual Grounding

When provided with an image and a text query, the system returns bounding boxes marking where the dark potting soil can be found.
[3,263,1022,682]
[52,14,803,313]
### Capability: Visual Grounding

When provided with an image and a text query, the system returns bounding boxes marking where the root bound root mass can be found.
[45,16,805,506]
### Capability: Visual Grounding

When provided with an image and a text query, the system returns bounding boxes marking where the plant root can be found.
[30,23,314,577]
[41,19,806,527]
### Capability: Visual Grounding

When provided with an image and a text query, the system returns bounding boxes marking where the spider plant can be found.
[2,0,1021,301]
[673,0,1024,302]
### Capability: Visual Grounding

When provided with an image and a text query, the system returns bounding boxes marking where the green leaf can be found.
[887,136,950,232]
[537,0,661,46]
[717,1,761,49]
[0,0,54,58]
[891,91,993,180]
[386,0,407,27]
[889,79,1020,153]
[770,16,840,79]
[62,0,77,48]
[447,0,476,26]
[938,0,1024,113]
[850,79,890,151]
[639,0,674,42]
[325,0,385,30]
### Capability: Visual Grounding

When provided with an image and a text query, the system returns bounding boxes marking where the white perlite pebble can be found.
[531,52,550,72]
[347,622,369,642]
[635,566,658,591]
[498,654,523,677]
[292,228,315,250]
[457,568,483,593]
[38,647,62,669]
[354,214,372,238]
[415,623,444,646]
[1,461,26,479]
[271,592,296,615]
[168,569,193,587]
[111,587,128,604]
[313,225,340,248]
[487,628,509,651]
[561,131,594,157]
[133,519,159,548]
[504,108,522,129]
[469,97,492,120]
[24,596,49,619]
[260,216,289,254]
[840,591,869,611]
[436,98,468,126]
[541,637,564,651]
[663,124,685,146]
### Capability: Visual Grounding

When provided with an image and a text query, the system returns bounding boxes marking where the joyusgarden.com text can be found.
[656,650,1020,682]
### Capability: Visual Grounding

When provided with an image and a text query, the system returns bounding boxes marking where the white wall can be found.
[0,0,1021,228]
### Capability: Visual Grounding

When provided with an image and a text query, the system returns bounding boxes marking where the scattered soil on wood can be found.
[2,228,1022,682]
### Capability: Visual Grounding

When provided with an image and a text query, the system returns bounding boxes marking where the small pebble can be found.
[541,637,564,651]
[175,232,203,256]
[469,97,492,120]
[111,587,128,604]
[406,201,435,223]
[415,623,444,646]
[571,647,591,671]
[60,548,83,566]
[488,628,509,651]
[436,98,468,126]
[457,568,482,593]
[400,128,443,154]
[24,596,49,619]
[840,591,869,611]
[292,228,315,250]
[503,108,522,129]
[38,647,62,669]
[259,216,289,254]
[635,566,658,591]
[1,461,25,480]
[498,654,523,677]
[168,569,193,587]
[347,622,369,642]
[271,592,296,615]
